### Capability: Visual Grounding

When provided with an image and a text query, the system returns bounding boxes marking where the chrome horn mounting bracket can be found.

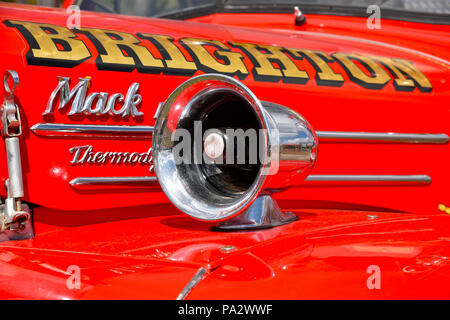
[212,195,298,231]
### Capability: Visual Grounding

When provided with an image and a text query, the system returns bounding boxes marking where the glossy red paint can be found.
[0,2,449,299]
[188,13,450,62]
[1,202,450,299]
[0,3,448,213]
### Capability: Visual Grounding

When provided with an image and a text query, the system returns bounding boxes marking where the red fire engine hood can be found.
[1,203,450,299]
[0,3,449,300]
[0,3,448,214]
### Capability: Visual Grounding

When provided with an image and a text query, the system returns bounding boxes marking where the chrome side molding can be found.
[316,131,449,144]
[31,123,448,144]
[31,123,154,138]
[305,174,432,184]
[69,174,431,187]
[69,176,158,187]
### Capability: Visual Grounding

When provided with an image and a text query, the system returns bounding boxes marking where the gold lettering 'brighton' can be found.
[230,42,309,83]
[333,53,391,89]
[180,38,249,79]
[76,28,164,73]
[4,20,91,67]
[4,20,433,92]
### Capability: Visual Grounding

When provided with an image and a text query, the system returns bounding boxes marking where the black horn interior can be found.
[176,88,263,198]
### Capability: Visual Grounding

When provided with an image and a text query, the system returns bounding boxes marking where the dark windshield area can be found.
[79,0,450,23]
[229,0,450,14]
[79,0,214,17]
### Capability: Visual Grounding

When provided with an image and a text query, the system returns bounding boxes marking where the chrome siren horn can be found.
[153,74,318,231]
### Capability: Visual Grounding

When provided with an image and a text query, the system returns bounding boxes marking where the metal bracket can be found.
[212,195,298,231]
[294,6,306,26]
[0,70,33,241]
[0,202,33,242]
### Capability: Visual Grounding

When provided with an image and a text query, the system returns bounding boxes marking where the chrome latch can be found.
[0,71,33,241]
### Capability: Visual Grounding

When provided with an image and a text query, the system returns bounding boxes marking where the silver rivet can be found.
[367,215,378,219]
[220,245,236,252]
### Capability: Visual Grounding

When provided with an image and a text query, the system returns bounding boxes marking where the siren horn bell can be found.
[153,74,317,230]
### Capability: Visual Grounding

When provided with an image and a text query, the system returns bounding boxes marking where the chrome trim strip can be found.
[69,176,158,186]
[31,123,448,144]
[69,174,431,187]
[176,267,207,300]
[31,123,154,138]
[316,131,449,144]
[305,175,431,184]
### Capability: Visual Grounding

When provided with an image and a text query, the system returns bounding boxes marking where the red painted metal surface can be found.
[0,2,449,299]
[1,202,450,299]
